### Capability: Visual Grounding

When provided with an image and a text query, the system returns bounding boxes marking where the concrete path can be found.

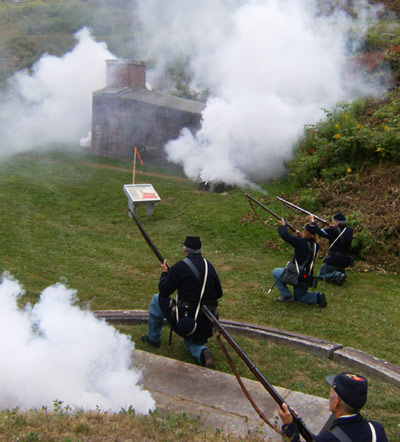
[133,349,331,441]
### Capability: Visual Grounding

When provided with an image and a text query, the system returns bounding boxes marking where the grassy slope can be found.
[1,150,398,364]
[0,149,399,440]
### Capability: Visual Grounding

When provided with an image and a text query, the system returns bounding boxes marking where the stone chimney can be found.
[106,59,146,90]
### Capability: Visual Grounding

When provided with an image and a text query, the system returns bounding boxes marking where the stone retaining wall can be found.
[94,310,400,387]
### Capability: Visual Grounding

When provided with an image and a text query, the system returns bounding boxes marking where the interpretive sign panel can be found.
[123,184,160,216]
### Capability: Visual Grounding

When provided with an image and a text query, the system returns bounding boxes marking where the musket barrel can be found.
[276,196,329,226]
[202,305,315,442]
[242,190,297,232]
[128,208,166,265]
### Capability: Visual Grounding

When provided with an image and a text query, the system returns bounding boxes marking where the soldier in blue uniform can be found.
[141,236,223,368]
[278,372,388,441]
[272,219,327,307]
[312,213,354,286]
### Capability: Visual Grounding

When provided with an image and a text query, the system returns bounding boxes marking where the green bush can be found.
[351,228,378,259]
[287,99,400,185]
[4,34,41,71]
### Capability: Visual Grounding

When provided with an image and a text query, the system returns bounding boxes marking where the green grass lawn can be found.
[1,148,399,440]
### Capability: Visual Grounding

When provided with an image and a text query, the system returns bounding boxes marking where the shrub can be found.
[4,34,41,71]
[287,99,400,185]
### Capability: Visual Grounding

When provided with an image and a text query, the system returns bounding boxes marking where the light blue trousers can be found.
[272,267,319,304]
[318,264,346,283]
[146,294,208,364]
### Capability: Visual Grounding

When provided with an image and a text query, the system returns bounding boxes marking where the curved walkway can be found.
[133,349,330,440]
[93,309,400,387]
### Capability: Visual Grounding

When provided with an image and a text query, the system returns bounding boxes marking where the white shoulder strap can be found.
[369,422,377,442]
[186,259,208,336]
[176,259,208,336]
[194,259,208,321]
[294,242,317,274]
[329,227,347,250]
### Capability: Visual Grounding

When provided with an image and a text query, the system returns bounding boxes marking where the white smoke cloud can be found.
[0,27,115,160]
[132,0,387,186]
[0,272,155,414]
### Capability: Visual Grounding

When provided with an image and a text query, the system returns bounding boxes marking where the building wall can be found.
[91,92,203,167]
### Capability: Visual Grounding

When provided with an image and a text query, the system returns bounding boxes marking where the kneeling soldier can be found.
[141,236,223,368]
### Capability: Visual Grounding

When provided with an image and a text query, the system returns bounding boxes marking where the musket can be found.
[202,305,315,442]
[276,196,329,226]
[128,208,168,266]
[241,190,297,232]
[128,209,173,345]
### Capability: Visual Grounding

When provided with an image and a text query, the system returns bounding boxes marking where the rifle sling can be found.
[329,422,376,442]
[329,426,352,442]
[216,333,282,437]
[329,227,347,251]
[178,258,208,337]
[183,257,201,282]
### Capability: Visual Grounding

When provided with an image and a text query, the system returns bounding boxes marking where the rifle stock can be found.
[242,190,297,232]
[128,208,168,267]
[276,196,329,226]
[202,305,315,442]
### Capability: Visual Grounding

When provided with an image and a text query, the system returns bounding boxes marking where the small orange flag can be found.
[135,147,144,166]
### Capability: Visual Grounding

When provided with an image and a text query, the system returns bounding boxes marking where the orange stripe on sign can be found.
[142,192,157,199]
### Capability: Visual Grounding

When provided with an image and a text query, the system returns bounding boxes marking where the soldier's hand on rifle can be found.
[278,402,295,425]
[161,259,169,272]
[308,214,315,223]
[279,218,286,226]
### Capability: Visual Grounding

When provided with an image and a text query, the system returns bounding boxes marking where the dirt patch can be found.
[88,163,190,183]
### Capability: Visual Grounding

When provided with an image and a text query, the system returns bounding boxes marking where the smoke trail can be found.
[131,0,387,186]
[0,27,115,160]
[0,272,155,414]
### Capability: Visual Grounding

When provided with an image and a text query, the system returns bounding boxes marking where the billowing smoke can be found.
[0,27,115,160]
[0,272,155,413]
[132,0,387,186]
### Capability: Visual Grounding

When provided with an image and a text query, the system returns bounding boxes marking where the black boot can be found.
[336,273,347,286]
[141,335,160,348]
[317,292,327,308]
[200,348,215,369]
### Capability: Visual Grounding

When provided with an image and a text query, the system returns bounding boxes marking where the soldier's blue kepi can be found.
[184,236,202,249]
[304,222,319,235]
[326,372,368,409]
[333,212,346,221]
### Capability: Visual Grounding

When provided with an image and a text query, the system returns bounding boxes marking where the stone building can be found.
[91,59,205,167]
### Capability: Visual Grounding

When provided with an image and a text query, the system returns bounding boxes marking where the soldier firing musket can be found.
[274,197,354,286]
[313,212,354,286]
[241,191,325,305]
